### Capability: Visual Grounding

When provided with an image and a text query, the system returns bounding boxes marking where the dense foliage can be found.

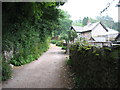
[68,41,119,88]
[51,28,78,52]
[2,2,64,80]
[50,11,74,53]
[96,15,120,32]
[52,11,72,37]
[2,61,12,81]
[73,17,97,27]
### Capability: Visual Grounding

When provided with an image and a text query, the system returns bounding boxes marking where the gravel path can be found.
[2,44,74,88]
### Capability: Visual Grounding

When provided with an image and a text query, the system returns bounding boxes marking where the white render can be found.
[91,23,108,37]
[93,37,106,42]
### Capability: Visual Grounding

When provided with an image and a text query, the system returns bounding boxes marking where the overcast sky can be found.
[59,0,119,22]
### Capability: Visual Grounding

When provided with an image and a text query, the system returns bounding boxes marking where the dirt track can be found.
[2,44,74,88]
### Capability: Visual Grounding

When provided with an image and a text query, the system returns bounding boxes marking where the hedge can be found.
[69,42,119,88]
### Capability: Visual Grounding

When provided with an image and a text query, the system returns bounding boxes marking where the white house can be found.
[71,22,119,42]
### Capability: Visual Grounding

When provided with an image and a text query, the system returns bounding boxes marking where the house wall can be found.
[81,31,91,40]
[108,34,119,41]
[93,36,106,42]
[91,24,108,37]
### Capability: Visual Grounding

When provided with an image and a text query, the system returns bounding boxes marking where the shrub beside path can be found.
[2,44,74,88]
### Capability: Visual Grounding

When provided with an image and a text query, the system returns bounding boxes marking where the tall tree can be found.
[72,18,83,26]
[112,22,120,32]
[82,17,89,26]
[60,30,77,54]
[96,15,120,32]
[53,10,72,36]
[96,15,115,29]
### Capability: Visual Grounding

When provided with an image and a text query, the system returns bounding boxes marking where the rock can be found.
[9,64,14,68]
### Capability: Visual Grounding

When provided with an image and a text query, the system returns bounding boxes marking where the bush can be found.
[56,41,64,46]
[2,61,12,81]
[69,42,119,88]
[61,45,67,50]
[51,39,64,47]
[66,59,72,66]
[9,37,50,66]
[51,40,57,44]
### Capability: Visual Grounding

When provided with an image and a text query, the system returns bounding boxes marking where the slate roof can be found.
[71,22,108,33]
[83,22,100,32]
[106,28,119,35]
[71,26,83,33]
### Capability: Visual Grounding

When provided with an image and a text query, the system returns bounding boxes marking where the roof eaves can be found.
[80,30,92,33]
[115,33,120,40]
[99,22,109,32]
[71,26,76,32]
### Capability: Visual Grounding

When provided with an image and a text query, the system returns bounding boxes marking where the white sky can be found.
[59,0,119,22]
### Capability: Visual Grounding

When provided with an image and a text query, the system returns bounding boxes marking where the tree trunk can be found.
[66,41,70,55]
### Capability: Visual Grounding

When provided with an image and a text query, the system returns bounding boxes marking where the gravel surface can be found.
[2,44,74,88]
